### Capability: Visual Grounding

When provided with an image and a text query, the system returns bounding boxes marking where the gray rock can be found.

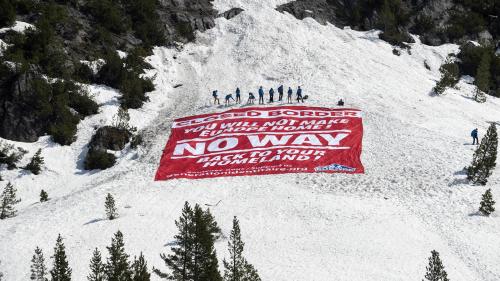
[218,8,244,20]
[87,126,132,152]
[0,68,47,142]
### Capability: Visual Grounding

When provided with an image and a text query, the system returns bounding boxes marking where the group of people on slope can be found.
[212,85,306,106]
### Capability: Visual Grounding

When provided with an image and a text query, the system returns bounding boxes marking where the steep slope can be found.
[1,0,500,280]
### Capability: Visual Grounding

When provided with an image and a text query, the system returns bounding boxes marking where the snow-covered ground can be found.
[1,0,500,280]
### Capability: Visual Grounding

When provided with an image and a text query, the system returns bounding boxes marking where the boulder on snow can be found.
[218,8,244,20]
[87,126,132,152]
[84,126,131,170]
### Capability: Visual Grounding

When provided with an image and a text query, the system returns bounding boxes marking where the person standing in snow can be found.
[278,85,284,101]
[248,92,255,104]
[337,99,344,106]
[212,90,220,105]
[225,94,235,106]
[287,87,293,103]
[258,86,264,105]
[471,128,479,145]
[236,87,241,104]
[269,88,275,103]
[296,86,304,103]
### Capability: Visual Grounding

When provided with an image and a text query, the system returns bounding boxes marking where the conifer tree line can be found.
[154,202,261,281]
[0,142,45,175]
[30,235,72,281]
[26,202,261,281]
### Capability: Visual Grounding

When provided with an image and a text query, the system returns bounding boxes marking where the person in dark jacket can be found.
[258,86,264,105]
[236,87,241,104]
[269,88,275,103]
[287,87,293,103]
[212,90,220,105]
[296,86,304,103]
[471,128,479,145]
[248,92,255,104]
[337,99,344,106]
[225,94,235,106]
[278,85,284,101]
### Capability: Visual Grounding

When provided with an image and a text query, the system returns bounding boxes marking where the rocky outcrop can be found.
[276,0,341,26]
[277,0,495,46]
[218,8,244,20]
[84,126,131,170]
[0,68,47,142]
[87,126,132,152]
[157,0,219,43]
[0,0,239,142]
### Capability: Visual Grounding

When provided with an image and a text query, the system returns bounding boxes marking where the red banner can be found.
[155,106,364,180]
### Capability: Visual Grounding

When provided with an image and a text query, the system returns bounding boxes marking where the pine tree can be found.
[423,250,449,281]
[105,193,118,220]
[31,247,48,281]
[474,51,491,102]
[40,190,49,202]
[433,59,459,95]
[467,124,498,185]
[87,248,105,281]
[0,182,21,219]
[105,230,132,281]
[223,217,261,281]
[475,51,491,94]
[25,149,44,175]
[479,188,495,216]
[192,204,222,281]
[379,0,397,34]
[50,234,72,281]
[154,202,194,280]
[241,263,260,281]
[132,253,150,281]
[154,202,222,281]
[112,107,136,132]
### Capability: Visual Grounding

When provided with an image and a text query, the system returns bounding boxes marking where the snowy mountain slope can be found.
[1,0,500,280]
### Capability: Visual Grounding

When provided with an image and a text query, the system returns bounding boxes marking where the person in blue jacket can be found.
[236,87,241,104]
[278,85,284,101]
[269,88,275,103]
[287,87,293,103]
[212,90,220,105]
[225,94,235,106]
[296,86,304,103]
[471,128,479,145]
[248,92,255,104]
[258,86,264,105]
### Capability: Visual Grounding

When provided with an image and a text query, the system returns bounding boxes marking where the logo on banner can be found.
[155,106,364,180]
[314,163,356,172]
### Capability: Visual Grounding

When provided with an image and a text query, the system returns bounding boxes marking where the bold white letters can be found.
[207,138,238,152]
[319,133,349,146]
[291,134,322,146]
[247,135,293,147]
[173,143,205,156]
